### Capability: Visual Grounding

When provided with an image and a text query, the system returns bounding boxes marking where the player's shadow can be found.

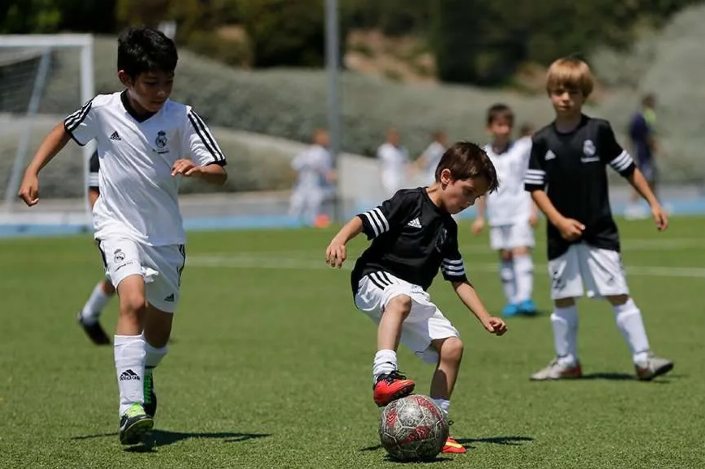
[580,372,675,383]
[455,435,534,449]
[72,429,271,452]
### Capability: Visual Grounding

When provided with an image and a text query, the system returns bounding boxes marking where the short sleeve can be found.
[440,226,468,283]
[524,135,547,191]
[357,191,413,239]
[600,121,635,177]
[64,99,96,146]
[184,108,227,166]
[88,151,100,189]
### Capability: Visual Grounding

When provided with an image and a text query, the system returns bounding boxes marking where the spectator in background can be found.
[626,94,659,219]
[415,130,448,185]
[289,129,336,227]
[377,128,409,197]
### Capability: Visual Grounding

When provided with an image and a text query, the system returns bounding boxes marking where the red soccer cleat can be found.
[373,370,415,407]
[442,436,467,454]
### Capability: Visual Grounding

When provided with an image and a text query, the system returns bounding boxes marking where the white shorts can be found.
[548,243,629,300]
[354,271,459,364]
[98,237,186,313]
[489,222,535,251]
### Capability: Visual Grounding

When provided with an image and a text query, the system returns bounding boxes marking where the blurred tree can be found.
[0,0,61,33]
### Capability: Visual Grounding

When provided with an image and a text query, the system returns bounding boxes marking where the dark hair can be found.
[118,27,178,78]
[434,141,498,193]
[486,103,514,126]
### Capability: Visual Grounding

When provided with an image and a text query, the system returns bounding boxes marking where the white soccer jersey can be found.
[483,137,532,226]
[421,141,445,184]
[377,142,409,196]
[65,91,226,245]
[291,144,332,189]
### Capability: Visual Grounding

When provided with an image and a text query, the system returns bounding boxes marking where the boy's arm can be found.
[325,217,363,268]
[172,160,227,186]
[452,280,507,336]
[18,123,71,206]
[530,189,584,241]
[626,168,668,230]
[470,196,486,235]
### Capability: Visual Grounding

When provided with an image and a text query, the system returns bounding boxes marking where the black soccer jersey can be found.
[351,188,468,294]
[524,115,636,260]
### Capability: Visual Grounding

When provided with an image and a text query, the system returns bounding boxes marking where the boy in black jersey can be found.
[326,142,506,455]
[525,57,672,381]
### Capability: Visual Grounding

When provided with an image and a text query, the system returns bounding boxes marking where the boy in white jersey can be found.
[18,27,227,445]
[377,128,410,197]
[415,130,448,185]
[76,151,115,345]
[472,104,538,316]
[289,128,335,227]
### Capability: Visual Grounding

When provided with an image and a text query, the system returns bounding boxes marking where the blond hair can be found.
[546,57,594,97]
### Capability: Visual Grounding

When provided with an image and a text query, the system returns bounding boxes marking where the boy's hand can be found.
[470,217,485,235]
[556,217,585,241]
[18,172,40,206]
[171,159,199,177]
[651,204,669,231]
[325,241,347,268]
[482,316,507,336]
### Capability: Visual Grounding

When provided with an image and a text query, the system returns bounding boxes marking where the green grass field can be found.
[1,217,704,468]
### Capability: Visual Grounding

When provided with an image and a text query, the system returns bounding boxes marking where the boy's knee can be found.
[386,295,412,317]
[499,250,512,261]
[606,294,629,306]
[120,292,147,316]
[554,297,576,308]
[441,337,464,364]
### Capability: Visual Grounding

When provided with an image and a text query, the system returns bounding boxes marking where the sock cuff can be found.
[375,349,397,361]
[114,334,144,346]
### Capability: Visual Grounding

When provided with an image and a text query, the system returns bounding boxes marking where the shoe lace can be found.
[380,369,408,383]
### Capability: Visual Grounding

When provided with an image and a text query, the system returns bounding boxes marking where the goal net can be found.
[0,34,94,236]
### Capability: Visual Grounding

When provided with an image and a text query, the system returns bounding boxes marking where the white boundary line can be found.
[188,255,705,279]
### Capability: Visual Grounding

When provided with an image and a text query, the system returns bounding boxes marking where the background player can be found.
[472,104,538,316]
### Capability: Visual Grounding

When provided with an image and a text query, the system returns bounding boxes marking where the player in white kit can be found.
[18,27,228,445]
[377,128,409,197]
[472,104,538,316]
[415,130,448,185]
[289,129,335,227]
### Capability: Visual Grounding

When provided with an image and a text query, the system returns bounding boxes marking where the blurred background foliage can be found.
[0,0,697,84]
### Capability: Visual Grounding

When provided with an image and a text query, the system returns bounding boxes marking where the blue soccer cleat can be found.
[517,299,538,316]
[501,303,520,317]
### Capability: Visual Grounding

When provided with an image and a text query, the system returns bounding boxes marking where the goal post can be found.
[0,34,94,233]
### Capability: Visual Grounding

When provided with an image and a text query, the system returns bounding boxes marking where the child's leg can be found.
[512,246,534,304]
[114,274,148,415]
[79,279,116,324]
[429,337,464,415]
[551,297,579,365]
[374,295,412,380]
[607,294,650,364]
[499,250,517,305]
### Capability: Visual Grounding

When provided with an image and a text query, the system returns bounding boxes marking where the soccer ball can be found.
[379,394,449,461]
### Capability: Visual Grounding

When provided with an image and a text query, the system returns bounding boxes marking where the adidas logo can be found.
[110,131,121,141]
[544,150,556,161]
[119,369,140,381]
[407,217,422,228]
[164,293,175,302]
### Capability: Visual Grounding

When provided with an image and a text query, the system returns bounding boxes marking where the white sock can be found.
[432,398,450,416]
[500,260,517,304]
[114,335,146,415]
[80,282,111,324]
[513,254,534,303]
[373,349,397,384]
[144,339,168,373]
[551,305,579,365]
[613,299,650,364]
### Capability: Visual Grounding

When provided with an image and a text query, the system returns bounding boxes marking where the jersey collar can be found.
[120,90,158,123]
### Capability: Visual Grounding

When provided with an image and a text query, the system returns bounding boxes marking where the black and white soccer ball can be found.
[379,394,449,461]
